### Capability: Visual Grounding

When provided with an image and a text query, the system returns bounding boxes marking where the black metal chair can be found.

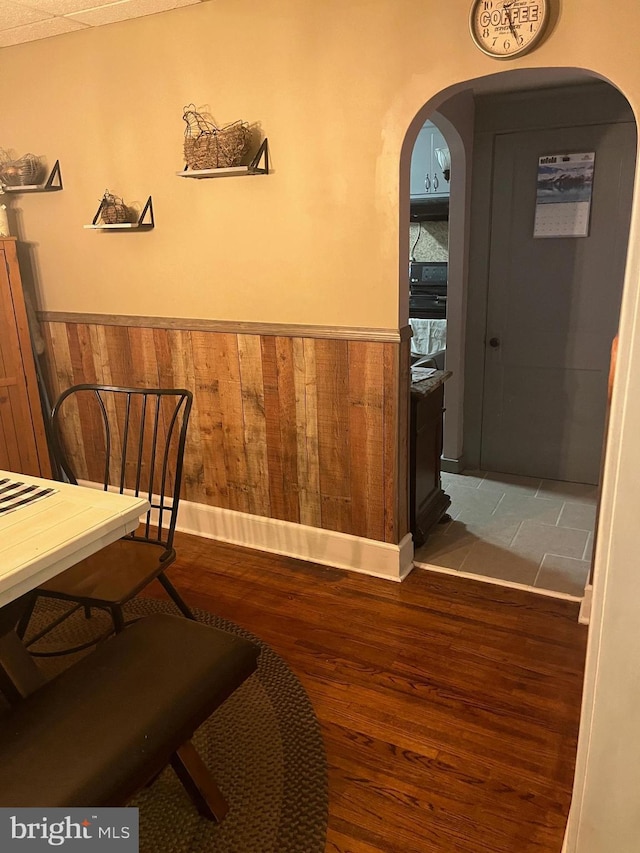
[18,384,195,653]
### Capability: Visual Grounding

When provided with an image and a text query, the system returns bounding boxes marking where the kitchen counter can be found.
[411,369,452,397]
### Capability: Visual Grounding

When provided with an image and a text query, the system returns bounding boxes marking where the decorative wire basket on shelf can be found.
[182,104,250,170]
[98,190,130,224]
[0,150,42,187]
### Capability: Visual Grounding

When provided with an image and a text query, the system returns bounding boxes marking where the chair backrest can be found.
[50,384,193,549]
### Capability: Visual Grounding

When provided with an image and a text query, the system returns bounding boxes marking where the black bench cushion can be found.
[0,614,260,807]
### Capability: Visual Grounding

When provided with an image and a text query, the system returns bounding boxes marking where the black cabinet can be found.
[410,375,451,547]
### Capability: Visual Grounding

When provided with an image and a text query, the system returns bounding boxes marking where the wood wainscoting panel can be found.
[261,335,300,524]
[315,338,351,535]
[348,341,385,541]
[40,320,409,544]
[292,337,321,529]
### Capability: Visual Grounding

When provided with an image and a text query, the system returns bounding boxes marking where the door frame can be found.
[400,67,640,853]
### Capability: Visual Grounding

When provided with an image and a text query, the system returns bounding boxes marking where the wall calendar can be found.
[533,152,596,238]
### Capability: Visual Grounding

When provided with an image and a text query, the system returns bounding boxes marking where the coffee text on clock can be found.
[479,5,540,27]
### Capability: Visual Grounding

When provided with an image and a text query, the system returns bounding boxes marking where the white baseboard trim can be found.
[440,456,465,474]
[578,583,593,625]
[77,479,416,582]
[177,498,415,582]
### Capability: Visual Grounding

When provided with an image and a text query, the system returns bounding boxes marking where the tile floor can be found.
[413,470,599,598]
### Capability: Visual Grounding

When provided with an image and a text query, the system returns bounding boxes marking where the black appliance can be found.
[409,261,447,320]
[410,198,450,222]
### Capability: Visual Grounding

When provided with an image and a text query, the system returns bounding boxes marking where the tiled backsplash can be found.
[409,221,449,262]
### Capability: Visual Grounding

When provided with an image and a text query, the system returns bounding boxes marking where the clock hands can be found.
[506,15,519,43]
[503,0,520,44]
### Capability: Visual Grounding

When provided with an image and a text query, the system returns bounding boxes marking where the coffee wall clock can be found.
[470,0,550,59]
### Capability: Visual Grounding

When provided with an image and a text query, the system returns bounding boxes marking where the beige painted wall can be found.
[0,0,632,329]
[4,1,640,848]
[3,0,427,326]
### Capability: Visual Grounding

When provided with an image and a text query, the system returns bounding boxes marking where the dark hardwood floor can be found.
[160,531,587,853]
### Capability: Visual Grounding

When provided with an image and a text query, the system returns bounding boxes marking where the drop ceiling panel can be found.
[11,0,127,15]
[68,0,197,26]
[0,15,86,46]
[0,0,51,27]
[0,0,205,46]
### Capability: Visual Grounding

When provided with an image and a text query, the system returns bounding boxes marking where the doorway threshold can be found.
[412,559,583,603]
[414,470,597,599]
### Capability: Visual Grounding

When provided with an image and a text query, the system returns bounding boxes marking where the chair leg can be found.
[170,741,229,822]
[15,593,38,640]
[157,573,196,620]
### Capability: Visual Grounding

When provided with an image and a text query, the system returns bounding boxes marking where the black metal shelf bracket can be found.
[43,160,63,191]
[138,195,154,227]
[248,138,269,174]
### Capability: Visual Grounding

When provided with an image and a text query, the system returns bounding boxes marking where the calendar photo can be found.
[533,152,596,238]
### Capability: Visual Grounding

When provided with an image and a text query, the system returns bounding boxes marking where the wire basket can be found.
[183,105,249,170]
[99,191,129,224]
[0,151,42,186]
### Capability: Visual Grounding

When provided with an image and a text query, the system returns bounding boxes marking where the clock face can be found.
[470,0,549,59]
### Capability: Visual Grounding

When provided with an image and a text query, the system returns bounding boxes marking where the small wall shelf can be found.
[177,138,269,179]
[84,195,154,231]
[2,160,63,193]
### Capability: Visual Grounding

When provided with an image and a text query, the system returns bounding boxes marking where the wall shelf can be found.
[177,138,269,179]
[84,223,153,231]
[84,195,154,230]
[2,160,63,193]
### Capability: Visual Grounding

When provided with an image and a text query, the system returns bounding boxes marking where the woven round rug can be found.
[24,597,328,853]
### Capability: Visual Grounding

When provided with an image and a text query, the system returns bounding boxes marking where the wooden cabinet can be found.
[410,374,451,546]
[410,122,450,201]
[0,238,51,477]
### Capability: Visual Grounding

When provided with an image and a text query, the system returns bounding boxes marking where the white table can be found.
[0,470,149,702]
[0,470,149,609]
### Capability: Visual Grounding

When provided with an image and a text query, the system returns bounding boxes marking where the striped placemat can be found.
[0,477,57,515]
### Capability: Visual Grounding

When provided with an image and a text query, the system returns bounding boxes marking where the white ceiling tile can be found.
[11,0,125,15]
[0,15,86,45]
[0,0,204,46]
[0,0,51,26]
[67,0,198,26]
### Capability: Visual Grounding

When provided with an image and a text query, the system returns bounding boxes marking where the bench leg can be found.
[171,741,229,822]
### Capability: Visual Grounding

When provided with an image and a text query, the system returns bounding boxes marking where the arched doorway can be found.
[403,69,637,599]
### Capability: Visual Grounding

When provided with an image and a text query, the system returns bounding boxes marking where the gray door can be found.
[480,122,636,484]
